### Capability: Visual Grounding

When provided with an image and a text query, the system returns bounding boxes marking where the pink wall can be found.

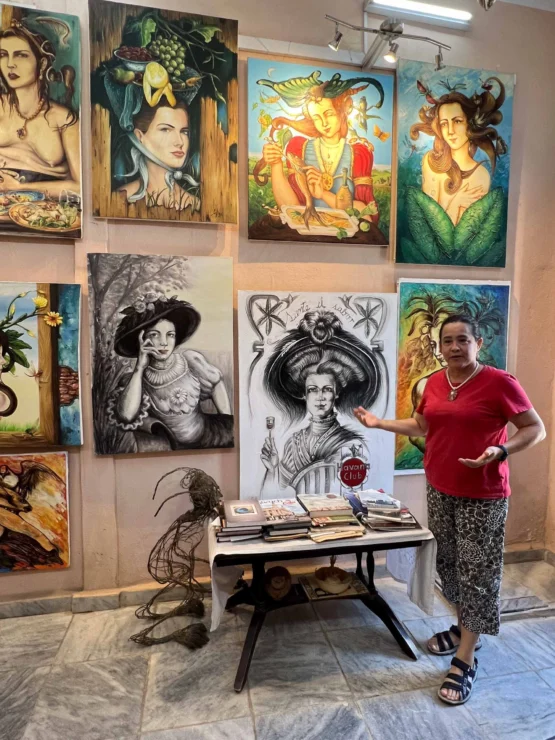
[2,0,555,599]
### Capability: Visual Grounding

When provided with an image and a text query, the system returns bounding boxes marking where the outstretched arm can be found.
[354,406,428,437]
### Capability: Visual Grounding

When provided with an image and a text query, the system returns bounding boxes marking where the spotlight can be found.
[435,47,446,71]
[328,24,343,51]
[383,42,399,63]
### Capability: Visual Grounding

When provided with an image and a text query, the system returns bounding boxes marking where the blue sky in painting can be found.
[0,284,39,365]
[247,57,394,167]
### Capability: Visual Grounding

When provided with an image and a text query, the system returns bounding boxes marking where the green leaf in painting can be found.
[353,208,360,217]
[337,228,348,240]
[8,338,32,351]
[4,329,23,341]
[10,347,29,368]
[399,238,431,265]
[405,187,454,262]
[276,128,292,150]
[454,188,505,266]
[472,240,506,268]
[252,102,258,110]
[140,16,156,47]
[190,21,221,43]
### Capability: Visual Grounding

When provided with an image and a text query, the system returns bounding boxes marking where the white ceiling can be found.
[501,0,555,11]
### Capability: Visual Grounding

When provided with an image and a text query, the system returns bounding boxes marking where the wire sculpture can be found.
[129,467,222,649]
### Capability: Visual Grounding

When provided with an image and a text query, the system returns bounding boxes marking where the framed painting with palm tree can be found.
[396,279,510,472]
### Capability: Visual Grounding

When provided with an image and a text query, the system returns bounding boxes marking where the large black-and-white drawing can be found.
[88,254,234,455]
[239,292,397,499]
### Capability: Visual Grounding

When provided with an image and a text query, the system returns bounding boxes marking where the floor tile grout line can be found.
[319,619,365,709]
[246,676,258,740]
[17,661,56,740]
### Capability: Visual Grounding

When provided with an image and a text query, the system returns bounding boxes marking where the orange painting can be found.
[0,451,69,572]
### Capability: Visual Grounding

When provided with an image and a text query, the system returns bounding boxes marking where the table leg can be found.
[360,591,419,660]
[234,559,266,692]
[234,607,266,692]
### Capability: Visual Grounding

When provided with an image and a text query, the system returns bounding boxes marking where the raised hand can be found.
[353,406,381,429]
[263,142,284,167]
[260,435,279,472]
[459,446,503,468]
[305,166,325,200]
[136,330,158,371]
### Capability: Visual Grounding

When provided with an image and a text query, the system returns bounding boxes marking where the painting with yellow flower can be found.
[89,0,238,224]
[0,282,82,447]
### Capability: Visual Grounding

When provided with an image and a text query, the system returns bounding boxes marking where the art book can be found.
[259,498,311,526]
[298,493,352,518]
[223,499,265,528]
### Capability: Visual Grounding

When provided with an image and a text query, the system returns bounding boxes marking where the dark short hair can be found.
[439,314,481,342]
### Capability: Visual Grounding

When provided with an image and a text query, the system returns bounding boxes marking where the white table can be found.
[208,522,437,692]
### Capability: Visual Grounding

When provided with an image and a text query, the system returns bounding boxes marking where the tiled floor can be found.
[2,563,555,740]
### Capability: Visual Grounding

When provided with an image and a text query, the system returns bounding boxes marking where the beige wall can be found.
[2,0,555,599]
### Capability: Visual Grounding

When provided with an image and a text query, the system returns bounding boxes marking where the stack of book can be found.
[217,499,266,542]
[356,490,418,531]
[260,498,311,541]
[298,494,366,543]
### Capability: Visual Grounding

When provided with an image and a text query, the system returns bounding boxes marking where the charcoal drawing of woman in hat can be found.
[259,311,383,497]
[109,295,233,452]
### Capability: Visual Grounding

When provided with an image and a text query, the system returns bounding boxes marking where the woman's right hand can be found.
[261,435,279,472]
[263,142,283,167]
[353,406,381,429]
[136,330,157,371]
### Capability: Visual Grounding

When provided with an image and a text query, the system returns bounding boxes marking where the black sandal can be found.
[428,624,482,656]
[438,656,478,706]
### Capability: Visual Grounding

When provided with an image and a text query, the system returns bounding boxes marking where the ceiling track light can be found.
[328,24,344,52]
[325,14,450,70]
[383,41,399,64]
[435,47,446,71]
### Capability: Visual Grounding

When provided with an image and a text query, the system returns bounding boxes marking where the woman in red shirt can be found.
[354,314,545,706]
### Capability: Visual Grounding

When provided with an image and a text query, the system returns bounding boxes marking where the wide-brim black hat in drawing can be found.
[114,296,201,358]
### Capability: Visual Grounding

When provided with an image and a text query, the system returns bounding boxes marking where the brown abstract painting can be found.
[89,0,238,224]
[0,451,69,572]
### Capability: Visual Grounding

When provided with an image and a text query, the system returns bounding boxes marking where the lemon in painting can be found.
[143,62,176,107]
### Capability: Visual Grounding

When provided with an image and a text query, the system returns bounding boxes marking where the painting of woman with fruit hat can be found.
[89,0,238,224]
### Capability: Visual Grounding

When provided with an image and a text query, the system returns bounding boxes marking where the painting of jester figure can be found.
[248,58,393,245]
[396,60,515,267]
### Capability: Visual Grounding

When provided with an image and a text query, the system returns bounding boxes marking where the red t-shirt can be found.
[416,365,533,499]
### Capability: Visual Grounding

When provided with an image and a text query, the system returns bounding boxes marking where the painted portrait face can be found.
[439,102,469,152]
[143,318,177,360]
[306,98,342,139]
[0,36,39,90]
[135,106,190,169]
[421,322,447,368]
[440,321,483,368]
[304,372,336,419]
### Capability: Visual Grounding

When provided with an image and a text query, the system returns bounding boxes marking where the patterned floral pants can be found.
[427,483,509,636]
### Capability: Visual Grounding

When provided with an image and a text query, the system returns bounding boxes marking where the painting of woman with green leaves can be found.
[396,60,515,267]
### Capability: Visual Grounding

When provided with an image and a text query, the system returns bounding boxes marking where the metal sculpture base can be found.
[224,549,419,692]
